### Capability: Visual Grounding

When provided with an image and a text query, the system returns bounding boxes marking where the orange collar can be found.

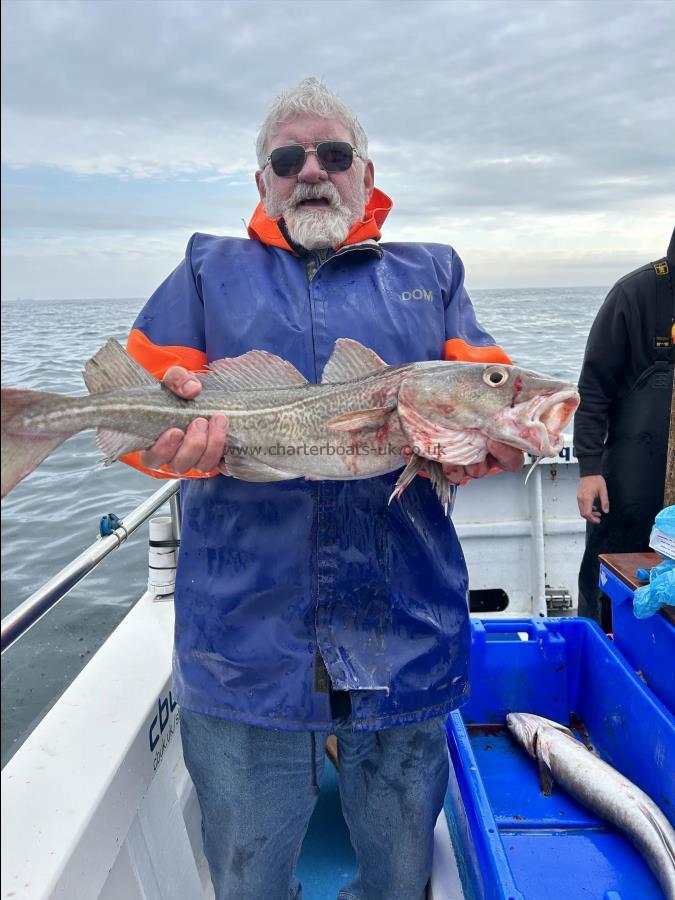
[247,187,393,253]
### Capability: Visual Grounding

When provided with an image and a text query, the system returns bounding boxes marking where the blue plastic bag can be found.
[633,558,675,619]
[654,505,675,537]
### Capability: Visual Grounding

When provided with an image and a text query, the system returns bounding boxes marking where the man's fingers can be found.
[171,418,210,473]
[163,366,202,399]
[194,415,229,472]
[486,440,525,472]
[140,428,185,469]
[577,475,609,523]
[442,464,466,485]
[577,498,591,521]
[577,492,602,524]
[138,415,228,474]
[465,460,490,480]
[442,447,521,485]
[577,489,594,521]
[580,504,602,525]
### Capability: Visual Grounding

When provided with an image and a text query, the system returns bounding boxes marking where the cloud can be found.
[1,0,674,296]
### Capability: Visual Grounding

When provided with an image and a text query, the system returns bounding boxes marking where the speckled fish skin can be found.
[507,713,675,900]
[1,337,579,500]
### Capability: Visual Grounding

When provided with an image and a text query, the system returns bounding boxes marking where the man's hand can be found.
[442,440,525,485]
[140,366,228,474]
[577,474,609,524]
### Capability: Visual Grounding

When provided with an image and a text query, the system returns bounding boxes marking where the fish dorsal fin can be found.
[204,350,307,391]
[321,339,387,384]
[83,339,156,394]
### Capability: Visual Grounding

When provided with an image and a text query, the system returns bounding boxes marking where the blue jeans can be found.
[180,709,449,900]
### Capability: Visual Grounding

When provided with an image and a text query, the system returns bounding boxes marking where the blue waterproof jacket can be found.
[125,193,509,731]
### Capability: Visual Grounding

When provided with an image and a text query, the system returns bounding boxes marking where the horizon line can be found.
[1,285,609,303]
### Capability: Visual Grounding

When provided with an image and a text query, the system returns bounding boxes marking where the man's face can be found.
[256,113,375,250]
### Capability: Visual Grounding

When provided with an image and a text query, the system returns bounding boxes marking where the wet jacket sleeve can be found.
[442,249,512,364]
[121,235,215,480]
[573,284,630,477]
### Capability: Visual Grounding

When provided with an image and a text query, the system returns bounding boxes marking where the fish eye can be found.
[483,366,509,387]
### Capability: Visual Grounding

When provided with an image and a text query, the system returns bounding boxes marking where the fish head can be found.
[488,365,580,457]
[505,712,543,758]
[506,712,576,758]
[397,362,579,462]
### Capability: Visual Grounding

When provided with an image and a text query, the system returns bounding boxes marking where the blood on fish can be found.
[510,375,523,408]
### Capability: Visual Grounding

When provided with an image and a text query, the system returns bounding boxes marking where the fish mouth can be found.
[496,389,580,457]
[528,389,580,454]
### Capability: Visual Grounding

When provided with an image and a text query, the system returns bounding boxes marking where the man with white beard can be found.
[255,119,371,253]
[123,78,521,900]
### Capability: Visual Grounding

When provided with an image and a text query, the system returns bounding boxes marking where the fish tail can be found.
[1,388,79,498]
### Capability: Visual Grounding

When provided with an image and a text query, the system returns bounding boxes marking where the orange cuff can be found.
[444,339,512,365]
[120,451,219,480]
[126,329,208,379]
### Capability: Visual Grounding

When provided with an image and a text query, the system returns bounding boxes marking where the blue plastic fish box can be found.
[600,561,675,714]
[444,618,675,900]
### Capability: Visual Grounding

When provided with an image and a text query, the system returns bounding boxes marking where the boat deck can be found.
[296,762,356,896]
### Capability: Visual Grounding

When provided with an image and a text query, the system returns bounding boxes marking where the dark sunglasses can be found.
[263,141,362,177]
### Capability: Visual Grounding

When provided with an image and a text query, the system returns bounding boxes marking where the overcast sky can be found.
[2,0,674,299]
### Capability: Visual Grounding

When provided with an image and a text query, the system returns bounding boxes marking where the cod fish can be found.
[1,338,579,508]
[507,712,675,900]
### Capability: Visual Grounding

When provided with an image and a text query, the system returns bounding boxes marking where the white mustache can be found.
[284,182,342,211]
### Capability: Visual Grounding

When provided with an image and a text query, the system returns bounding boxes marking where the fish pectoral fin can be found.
[389,456,450,514]
[96,428,154,463]
[83,340,157,393]
[324,406,393,432]
[321,339,388,383]
[218,456,296,482]
[205,351,307,390]
[424,459,451,513]
[389,454,426,504]
[537,752,555,797]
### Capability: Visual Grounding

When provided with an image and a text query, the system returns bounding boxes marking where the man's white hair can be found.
[256,77,368,169]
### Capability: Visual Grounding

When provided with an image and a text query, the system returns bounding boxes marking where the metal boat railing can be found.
[1,480,181,654]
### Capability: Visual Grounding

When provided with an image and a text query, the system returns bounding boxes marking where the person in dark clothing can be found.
[575,227,675,629]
